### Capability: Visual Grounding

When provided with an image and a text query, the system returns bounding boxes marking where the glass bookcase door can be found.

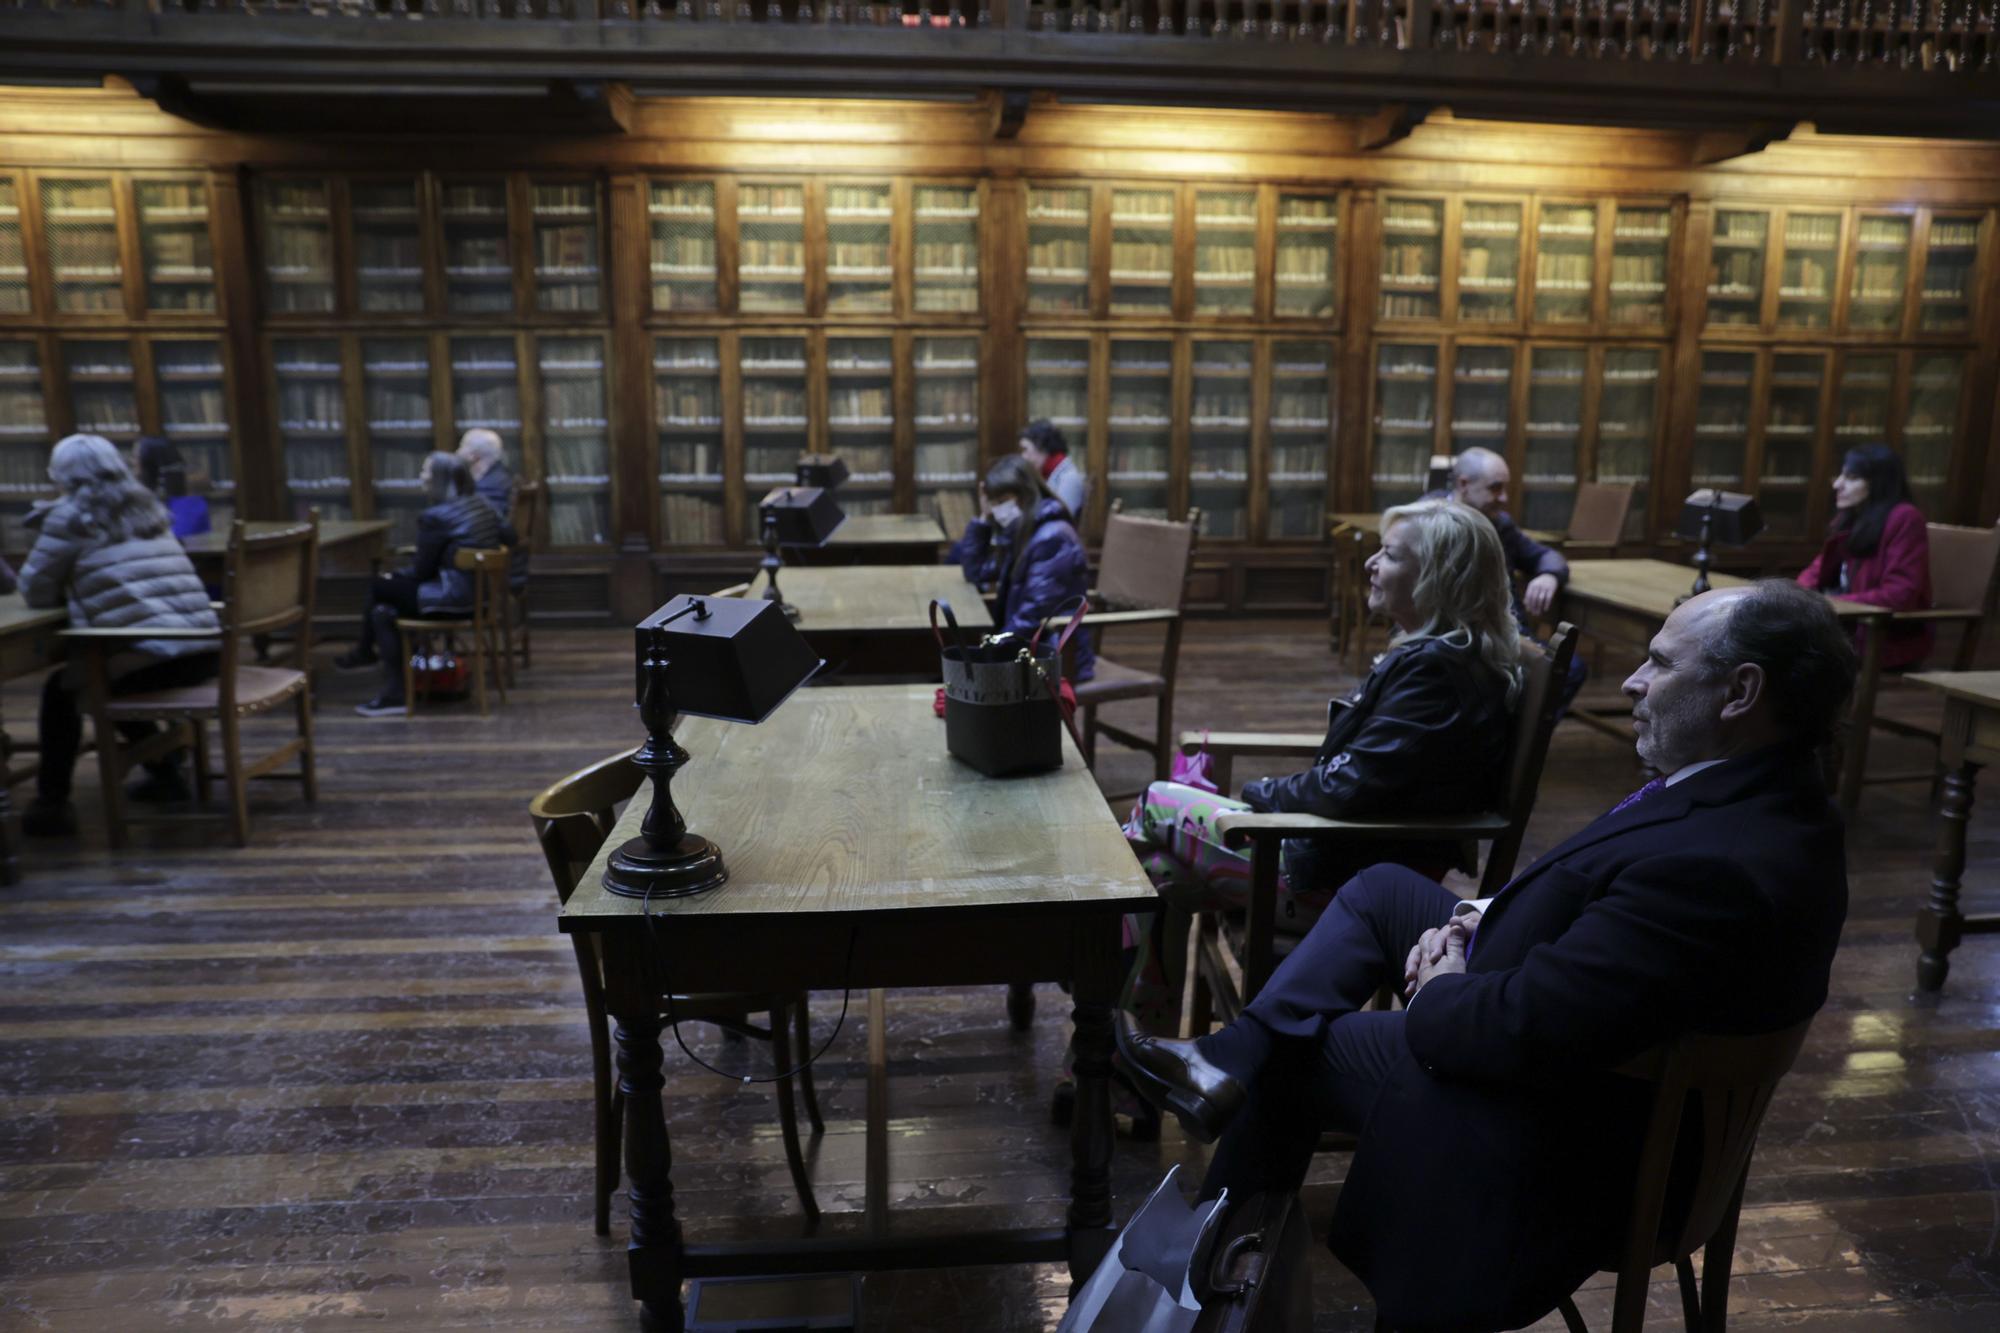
[136,179,215,314]
[350,179,426,314]
[440,179,514,316]
[362,336,435,548]
[1595,347,1660,541]
[62,339,139,445]
[1522,347,1585,533]
[1705,209,1769,328]
[450,335,521,465]
[1193,189,1257,318]
[1833,352,1895,453]
[1267,341,1333,541]
[1848,213,1913,334]
[913,185,979,315]
[0,339,53,549]
[539,335,610,548]
[1458,200,1522,324]
[530,179,601,314]
[1775,211,1840,331]
[1025,335,1093,525]
[739,335,808,539]
[272,337,352,521]
[1759,352,1826,539]
[0,178,27,314]
[1903,353,1963,516]
[256,179,336,315]
[1026,185,1092,316]
[1372,342,1438,510]
[1533,202,1596,326]
[649,179,718,314]
[1692,350,1754,492]
[1449,343,1512,456]
[1379,196,1443,321]
[1188,340,1252,539]
[1274,193,1337,320]
[1110,189,1176,318]
[824,182,894,316]
[1609,204,1671,327]
[1106,338,1173,519]
[737,182,806,315]
[826,336,895,515]
[152,339,234,526]
[913,336,980,517]
[655,335,725,547]
[41,178,123,315]
[1919,213,1980,333]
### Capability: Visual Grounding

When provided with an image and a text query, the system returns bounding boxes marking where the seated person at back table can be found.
[335,451,514,718]
[1016,417,1087,520]
[17,433,221,835]
[1797,442,1934,670]
[947,455,1094,681]
[133,435,210,541]
[1117,579,1854,1333]
[1121,499,1520,1032]
[458,427,529,593]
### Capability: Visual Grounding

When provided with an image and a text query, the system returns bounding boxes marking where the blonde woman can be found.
[1122,499,1523,1033]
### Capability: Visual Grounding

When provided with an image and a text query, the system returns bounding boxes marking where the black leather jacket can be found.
[1240,632,1515,890]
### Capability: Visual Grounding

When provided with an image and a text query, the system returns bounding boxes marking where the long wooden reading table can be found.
[1908,671,2000,994]
[732,564,991,680]
[795,512,948,566]
[0,592,68,883]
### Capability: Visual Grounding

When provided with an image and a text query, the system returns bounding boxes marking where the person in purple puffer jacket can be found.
[946,455,1094,682]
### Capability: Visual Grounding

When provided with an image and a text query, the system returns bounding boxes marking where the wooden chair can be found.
[1865,520,2000,785]
[933,488,978,541]
[1563,480,1635,553]
[1554,1018,1814,1333]
[1326,517,1372,657]
[66,516,319,849]
[503,479,544,678]
[395,546,509,718]
[1186,623,1577,1028]
[529,747,822,1236]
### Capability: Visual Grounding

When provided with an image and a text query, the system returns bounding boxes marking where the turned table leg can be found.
[614,1011,685,1332]
[1067,918,1120,1286]
[1915,757,1979,994]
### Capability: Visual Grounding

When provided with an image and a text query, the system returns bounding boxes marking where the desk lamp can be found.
[796,453,850,491]
[1673,489,1763,597]
[756,484,844,621]
[601,594,821,900]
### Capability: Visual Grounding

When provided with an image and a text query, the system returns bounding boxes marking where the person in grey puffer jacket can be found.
[19,433,221,836]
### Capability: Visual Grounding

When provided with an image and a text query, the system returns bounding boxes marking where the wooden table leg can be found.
[1915,752,1979,995]
[1838,612,1886,814]
[1066,918,1119,1286]
[613,1010,685,1332]
[0,716,17,887]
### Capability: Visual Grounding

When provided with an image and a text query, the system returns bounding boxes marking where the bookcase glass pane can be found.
[1834,353,1894,452]
[1267,340,1332,540]
[1849,214,1912,333]
[1110,189,1175,318]
[1596,347,1659,541]
[1193,190,1256,317]
[1533,202,1595,325]
[1027,186,1092,316]
[740,335,808,541]
[153,339,233,520]
[1705,210,1767,327]
[1189,341,1252,539]
[1760,352,1825,539]
[1523,347,1585,533]
[1379,197,1443,321]
[1107,339,1172,519]
[440,179,514,316]
[1776,212,1840,331]
[1692,350,1753,490]
[42,179,123,315]
[827,336,894,515]
[1920,214,1980,333]
[738,183,806,315]
[273,337,351,521]
[351,179,425,314]
[655,335,724,546]
[1609,205,1671,327]
[825,182,894,316]
[540,336,609,548]
[1450,344,1512,456]
[136,180,215,314]
[363,336,435,549]
[257,179,336,315]
[1903,353,1962,516]
[1458,201,1521,323]
[914,185,979,315]
[1275,193,1337,320]
[531,180,601,314]
[1372,342,1437,511]
[1026,337,1091,521]
[914,336,979,513]
[0,178,27,314]
[62,339,139,444]
[0,339,53,550]
[650,179,717,314]
[450,335,520,462]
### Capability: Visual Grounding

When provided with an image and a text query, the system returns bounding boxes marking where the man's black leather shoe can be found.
[1113,1011,1245,1144]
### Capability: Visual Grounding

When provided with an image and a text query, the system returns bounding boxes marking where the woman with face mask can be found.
[945,455,1094,681]
[1796,442,1934,670]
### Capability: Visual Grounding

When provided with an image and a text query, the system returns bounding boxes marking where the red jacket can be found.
[1796,501,1935,670]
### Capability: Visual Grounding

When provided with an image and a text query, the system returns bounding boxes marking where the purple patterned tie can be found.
[1608,777,1666,817]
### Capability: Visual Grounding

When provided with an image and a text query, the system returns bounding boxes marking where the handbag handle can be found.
[1031,594,1090,662]
[929,598,971,660]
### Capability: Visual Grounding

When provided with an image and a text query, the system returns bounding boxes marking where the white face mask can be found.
[990,499,1023,528]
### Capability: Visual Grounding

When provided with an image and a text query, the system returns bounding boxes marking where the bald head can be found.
[457,428,504,479]
[1450,447,1509,519]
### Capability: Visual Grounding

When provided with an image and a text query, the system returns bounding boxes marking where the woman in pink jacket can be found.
[1797,443,1934,670]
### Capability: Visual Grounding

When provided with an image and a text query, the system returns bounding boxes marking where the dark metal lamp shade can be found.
[796,453,850,490]
[1674,489,1764,546]
[633,595,821,724]
[759,484,845,547]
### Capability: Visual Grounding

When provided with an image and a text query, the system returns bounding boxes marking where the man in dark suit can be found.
[1117,579,1856,1332]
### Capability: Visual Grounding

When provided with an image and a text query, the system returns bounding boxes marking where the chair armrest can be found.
[61,626,222,642]
[1068,608,1179,629]
[1888,607,1986,623]
[1181,730,1324,758]
[1213,809,1510,851]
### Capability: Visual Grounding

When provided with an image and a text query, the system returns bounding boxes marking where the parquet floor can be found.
[1,619,1997,1331]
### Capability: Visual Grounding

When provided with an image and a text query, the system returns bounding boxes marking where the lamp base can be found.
[601,831,728,900]
[761,586,802,621]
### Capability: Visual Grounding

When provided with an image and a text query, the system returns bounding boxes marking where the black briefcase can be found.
[1191,1190,1312,1333]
